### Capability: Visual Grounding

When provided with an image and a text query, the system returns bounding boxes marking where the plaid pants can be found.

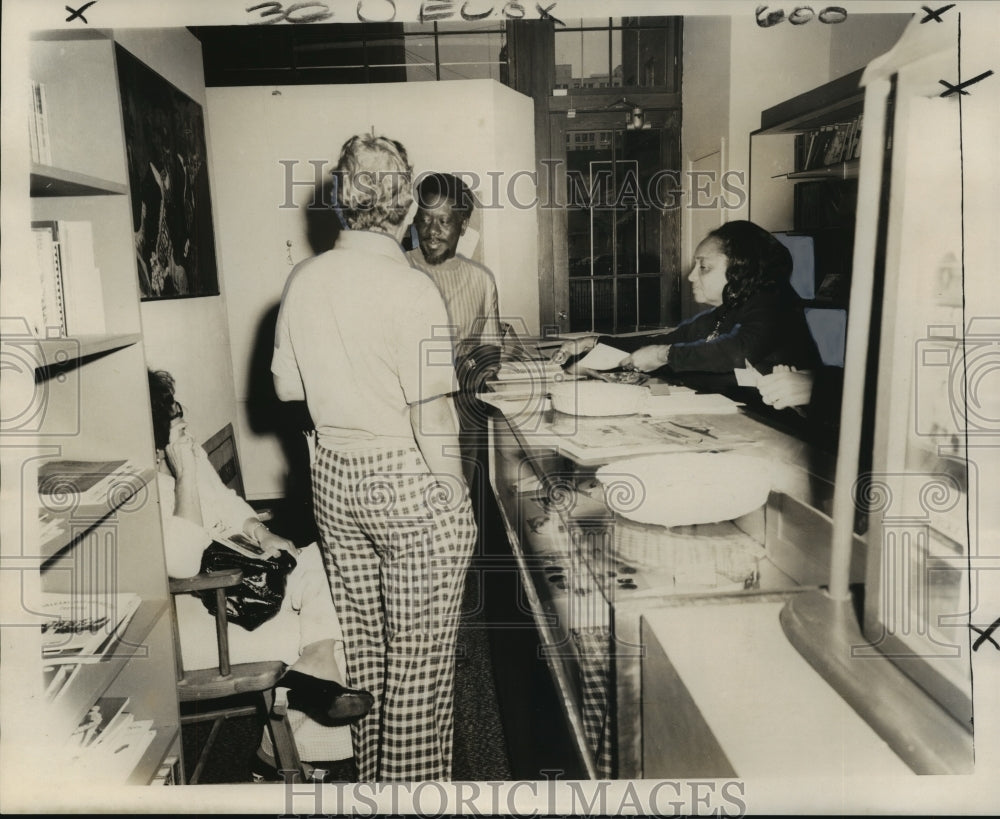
[311,446,476,782]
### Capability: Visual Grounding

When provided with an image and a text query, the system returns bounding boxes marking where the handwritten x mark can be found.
[920,4,955,23]
[971,617,1000,651]
[939,70,995,97]
[537,2,564,26]
[65,0,98,23]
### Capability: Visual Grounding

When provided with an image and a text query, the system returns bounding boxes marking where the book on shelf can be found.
[63,700,158,785]
[29,220,106,338]
[37,458,143,508]
[821,123,849,167]
[32,223,66,335]
[39,591,142,665]
[798,115,863,172]
[848,113,863,159]
[70,696,131,749]
[28,79,51,166]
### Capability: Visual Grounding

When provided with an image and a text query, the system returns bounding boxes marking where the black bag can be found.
[197,542,297,631]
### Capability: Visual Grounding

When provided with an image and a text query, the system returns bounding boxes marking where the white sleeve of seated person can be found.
[158,449,260,578]
[158,470,211,578]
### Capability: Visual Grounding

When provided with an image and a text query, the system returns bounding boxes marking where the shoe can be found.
[278,670,375,727]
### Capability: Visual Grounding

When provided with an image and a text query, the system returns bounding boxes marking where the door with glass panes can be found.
[550,109,681,334]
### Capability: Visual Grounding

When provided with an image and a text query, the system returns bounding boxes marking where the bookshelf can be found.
[5,31,183,785]
[749,71,864,366]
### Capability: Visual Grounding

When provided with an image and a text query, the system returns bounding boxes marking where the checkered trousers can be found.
[311,446,476,782]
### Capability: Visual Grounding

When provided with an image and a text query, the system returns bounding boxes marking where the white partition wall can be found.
[205,79,538,499]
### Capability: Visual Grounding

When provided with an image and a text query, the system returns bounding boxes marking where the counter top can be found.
[641,599,913,778]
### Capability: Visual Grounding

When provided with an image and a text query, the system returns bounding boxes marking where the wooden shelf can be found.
[759,67,865,134]
[782,159,860,180]
[125,725,180,786]
[32,333,141,374]
[30,164,128,197]
[39,466,154,562]
[46,598,170,734]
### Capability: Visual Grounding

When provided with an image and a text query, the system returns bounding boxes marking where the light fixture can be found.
[605,96,651,130]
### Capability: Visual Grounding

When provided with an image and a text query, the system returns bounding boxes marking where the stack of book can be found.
[63,695,157,784]
[28,79,51,166]
[30,220,105,337]
[795,113,863,172]
[41,591,142,699]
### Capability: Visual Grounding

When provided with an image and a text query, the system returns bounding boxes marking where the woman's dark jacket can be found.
[600,282,821,387]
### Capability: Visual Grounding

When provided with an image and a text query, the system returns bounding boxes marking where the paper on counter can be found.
[733,358,762,388]
[640,392,742,416]
[575,342,629,371]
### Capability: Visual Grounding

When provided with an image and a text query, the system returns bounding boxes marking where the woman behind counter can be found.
[555,220,820,387]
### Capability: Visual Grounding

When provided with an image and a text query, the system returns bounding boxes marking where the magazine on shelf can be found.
[37,458,143,508]
[70,696,131,748]
[32,222,66,335]
[64,708,157,785]
[28,78,51,165]
[39,591,141,664]
[29,220,106,337]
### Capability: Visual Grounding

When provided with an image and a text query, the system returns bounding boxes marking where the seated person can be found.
[148,369,373,768]
[553,220,821,393]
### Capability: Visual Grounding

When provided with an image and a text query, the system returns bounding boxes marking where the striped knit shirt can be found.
[405,249,502,358]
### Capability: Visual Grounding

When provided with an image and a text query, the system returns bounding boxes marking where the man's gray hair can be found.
[334,134,414,231]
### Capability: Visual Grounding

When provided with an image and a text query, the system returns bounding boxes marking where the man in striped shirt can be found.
[405,172,502,489]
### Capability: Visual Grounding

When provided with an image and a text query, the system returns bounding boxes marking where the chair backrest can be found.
[202,423,244,497]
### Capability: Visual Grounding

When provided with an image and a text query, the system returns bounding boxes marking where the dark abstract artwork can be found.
[116,45,219,300]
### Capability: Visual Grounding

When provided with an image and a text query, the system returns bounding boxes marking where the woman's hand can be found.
[245,518,299,559]
[621,345,671,373]
[758,365,814,410]
[550,335,598,368]
[163,421,199,479]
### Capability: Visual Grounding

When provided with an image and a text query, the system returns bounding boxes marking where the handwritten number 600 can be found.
[756,5,848,27]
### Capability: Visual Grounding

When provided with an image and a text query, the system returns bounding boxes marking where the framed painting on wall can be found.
[115,44,219,300]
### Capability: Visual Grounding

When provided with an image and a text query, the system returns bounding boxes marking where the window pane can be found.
[567,207,591,278]
[637,276,661,328]
[438,61,504,81]
[569,279,592,332]
[593,278,614,333]
[621,27,668,87]
[403,34,436,68]
[437,31,505,64]
[617,276,638,330]
[554,30,611,88]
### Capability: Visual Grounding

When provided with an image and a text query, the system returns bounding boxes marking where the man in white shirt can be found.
[272,135,476,782]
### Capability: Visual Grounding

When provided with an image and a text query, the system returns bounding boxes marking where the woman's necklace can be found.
[705,317,724,341]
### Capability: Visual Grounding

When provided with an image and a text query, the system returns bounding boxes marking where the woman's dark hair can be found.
[705,220,793,310]
[147,369,176,451]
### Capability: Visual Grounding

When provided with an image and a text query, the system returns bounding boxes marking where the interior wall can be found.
[205,79,537,499]
[114,28,241,456]
[680,16,732,317]
[828,13,912,79]
[727,14,834,227]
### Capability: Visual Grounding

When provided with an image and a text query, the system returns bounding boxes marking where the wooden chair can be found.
[167,424,303,784]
